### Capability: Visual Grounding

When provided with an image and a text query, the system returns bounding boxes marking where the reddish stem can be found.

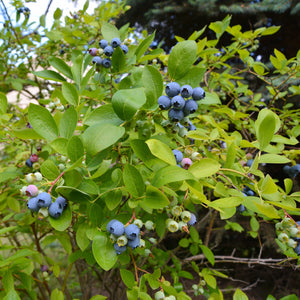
[48,171,65,194]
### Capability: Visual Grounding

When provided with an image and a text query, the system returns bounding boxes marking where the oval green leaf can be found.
[92,232,117,271]
[188,158,220,178]
[146,139,176,165]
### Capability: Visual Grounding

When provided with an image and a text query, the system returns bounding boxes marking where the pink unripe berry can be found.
[89,48,98,56]
[30,154,39,162]
[181,158,193,169]
[26,185,39,197]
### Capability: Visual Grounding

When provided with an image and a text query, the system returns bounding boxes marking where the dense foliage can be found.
[1,0,300,299]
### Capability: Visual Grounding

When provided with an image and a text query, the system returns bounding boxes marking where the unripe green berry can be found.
[171,205,183,217]
[192,284,198,290]
[133,219,143,229]
[200,280,206,286]
[49,102,56,109]
[154,291,165,300]
[109,234,117,243]
[278,232,289,243]
[149,237,157,245]
[117,235,128,247]
[139,239,146,248]
[20,186,27,195]
[282,218,293,228]
[145,220,154,231]
[58,163,65,170]
[165,296,176,300]
[32,162,40,170]
[289,227,299,238]
[178,221,188,231]
[25,173,35,183]
[166,219,179,233]
[275,222,284,231]
[34,172,43,182]
[287,238,297,248]
[144,249,151,256]
[191,151,201,161]
[180,211,191,223]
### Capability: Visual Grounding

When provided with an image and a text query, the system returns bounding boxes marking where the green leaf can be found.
[209,197,243,209]
[255,109,278,151]
[254,202,280,219]
[49,204,72,231]
[259,154,290,164]
[55,186,91,203]
[62,82,79,106]
[83,104,123,127]
[48,57,73,79]
[233,288,249,300]
[90,160,112,179]
[123,165,145,197]
[104,189,122,211]
[50,288,64,300]
[284,178,293,194]
[142,186,169,209]
[200,245,215,265]
[81,124,125,156]
[101,21,120,42]
[120,269,136,289]
[28,103,59,142]
[152,165,195,187]
[90,296,107,300]
[76,223,90,251]
[142,65,163,108]
[3,290,21,300]
[261,174,278,194]
[50,138,68,156]
[12,128,42,139]
[200,92,221,105]
[33,70,66,82]
[71,55,83,87]
[260,26,280,36]
[67,136,84,163]
[53,8,62,20]
[0,92,7,114]
[59,106,78,139]
[112,47,126,73]
[112,88,146,121]
[135,31,155,62]
[189,159,220,178]
[176,66,206,87]
[168,40,197,80]
[146,139,176,165]
[92,232,117,271]
[40,160,60,181]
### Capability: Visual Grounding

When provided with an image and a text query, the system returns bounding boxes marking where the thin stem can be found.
[48,171,65,193]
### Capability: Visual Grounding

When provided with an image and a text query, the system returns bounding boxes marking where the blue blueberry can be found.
[192,87,206,101]
[36,192,52,208]
[157,95,171,110]
[125,224,140,240]
[172,149,183,164]
[127,237,140,249]
[165,82,181,97]
[171,95,185,110]
[26,158,33,168]
[114,243,127,255]
[187,121,196,131]
[243,187,255,196]
[103,45,114,56]
[246,159,254,167]
[99,39,108,49]
[120,44,128,54]
[237,204,246,213]
[180,85,193,98]
[107,219,125,236]
[48,202,63,219]
[111,38,121,48]
[102,58,112,68]
[55,196,67,210]
[290,165,300,177]
[294,241,300,255]
[168,108,184,122]
[187,213,197,226]
[27,197,39,212]
[92,56,102,66]
[183,100,198,116]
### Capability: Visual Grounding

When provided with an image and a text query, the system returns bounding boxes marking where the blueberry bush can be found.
[1,0,300,299]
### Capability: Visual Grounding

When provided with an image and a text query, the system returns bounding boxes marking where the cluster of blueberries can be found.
[106,220,140,254]
[283,164,300,178]
[166,206,197,233]
[25,154,39,168]
[89,38,129,69]
[27,191,67,219]
[173,149,193,169]
[276,218,300,255]
[158,82,205,122]
[17,7,30,15]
